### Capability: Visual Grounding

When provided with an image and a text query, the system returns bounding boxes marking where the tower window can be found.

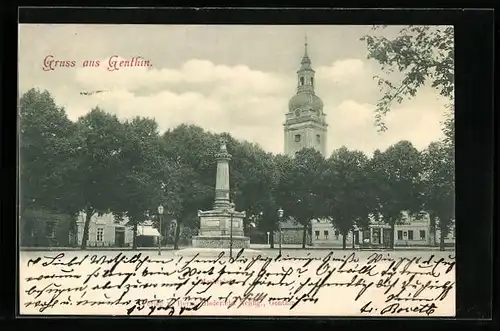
[299,77,304,86]
[295,134,301,142]
[316,134,320,143]
[311,77,314,86]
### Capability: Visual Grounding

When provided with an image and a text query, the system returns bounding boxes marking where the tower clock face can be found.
[295,109,300,117]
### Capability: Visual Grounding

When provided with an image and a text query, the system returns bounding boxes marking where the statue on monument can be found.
[219,137,228,152]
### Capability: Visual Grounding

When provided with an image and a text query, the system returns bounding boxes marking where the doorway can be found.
[115,227,125,247]
[383,228,393,248]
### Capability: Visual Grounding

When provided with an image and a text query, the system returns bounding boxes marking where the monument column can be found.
[185,136,254,255]
[214,138,231,210]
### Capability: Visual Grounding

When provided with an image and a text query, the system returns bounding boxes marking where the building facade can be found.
[272,218,311,245]
[310,211,456,248]
[284,37,328,157]
[20,209,73,247]
[75,212,160,247]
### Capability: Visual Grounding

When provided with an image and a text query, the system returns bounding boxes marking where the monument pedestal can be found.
[192,235,250,248]
[193,208,250,249]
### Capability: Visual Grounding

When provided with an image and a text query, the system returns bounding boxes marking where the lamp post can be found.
[278,208,284,255]
[229,202,235,258]
[157,205,164,256]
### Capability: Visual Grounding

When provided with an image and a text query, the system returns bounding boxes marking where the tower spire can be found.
[304,33,308,57]
[300,34,311,68]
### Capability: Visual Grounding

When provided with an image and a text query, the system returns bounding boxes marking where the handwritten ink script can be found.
[19,250,455,316]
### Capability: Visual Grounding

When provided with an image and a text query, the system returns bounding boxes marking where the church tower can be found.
[284,37,328,157]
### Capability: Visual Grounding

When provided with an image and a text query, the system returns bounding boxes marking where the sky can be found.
[18,24,451,156]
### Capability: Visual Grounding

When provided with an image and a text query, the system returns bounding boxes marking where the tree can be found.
[325,147,373,249]
[361,25,454,133]
[370,141,424,249]
[19,89,76,212]
[253,153,292,248]
[112,117,167,250]
[19,89,80,243]
[225,135,278,237]
[161,125,218,249]
[70,108,127,249]
[362,26,455,249]
[421,141,455,250]
[278,148,328,248]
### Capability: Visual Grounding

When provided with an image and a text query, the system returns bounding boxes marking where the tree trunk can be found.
[270,230,275,248]
[439,223,445,251]
[174,223,180,250]
[165,219,171,247]
[68,214,77,247]
[429,213,437,246]
[342,233,347,250]
[302,225,307,249]
[80,207,94,250]
[132,222,138,250]
[390,222,395,249]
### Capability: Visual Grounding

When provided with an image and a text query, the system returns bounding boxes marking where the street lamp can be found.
[157,205,164,256]
[229,202,235,259]
[278,208,284,255]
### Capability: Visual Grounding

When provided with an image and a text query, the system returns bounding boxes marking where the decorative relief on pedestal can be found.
[204,220,220,227]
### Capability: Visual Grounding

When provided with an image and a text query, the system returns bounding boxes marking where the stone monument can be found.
[191,138,250,249]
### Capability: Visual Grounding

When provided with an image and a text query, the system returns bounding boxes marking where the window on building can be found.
[397,230,403,240]
[334,230,339,240]
[420,230,426,240]
[315,230,320,240]
[316,134,320,143]
[97,228,104,242]
[295,134,301,142]
[408,230,414,240]
[300,77,304,86]
[311,77,314,86]
[324,230,329,240]
[453,228,455,239]
[46,221,56,239]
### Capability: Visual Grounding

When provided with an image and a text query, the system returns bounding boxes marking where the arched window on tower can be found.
[300,77,304,86]
[311,77,314,86]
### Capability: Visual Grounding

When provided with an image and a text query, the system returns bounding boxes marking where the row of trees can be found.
[20,26,455,250]
[20,87,454,250]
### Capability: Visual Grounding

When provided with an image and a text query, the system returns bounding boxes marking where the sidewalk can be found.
[20,244,454,252]
[250,244,453,251]
[20,246,179,251]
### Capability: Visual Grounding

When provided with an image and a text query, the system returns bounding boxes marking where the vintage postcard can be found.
[18,24,455,317]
